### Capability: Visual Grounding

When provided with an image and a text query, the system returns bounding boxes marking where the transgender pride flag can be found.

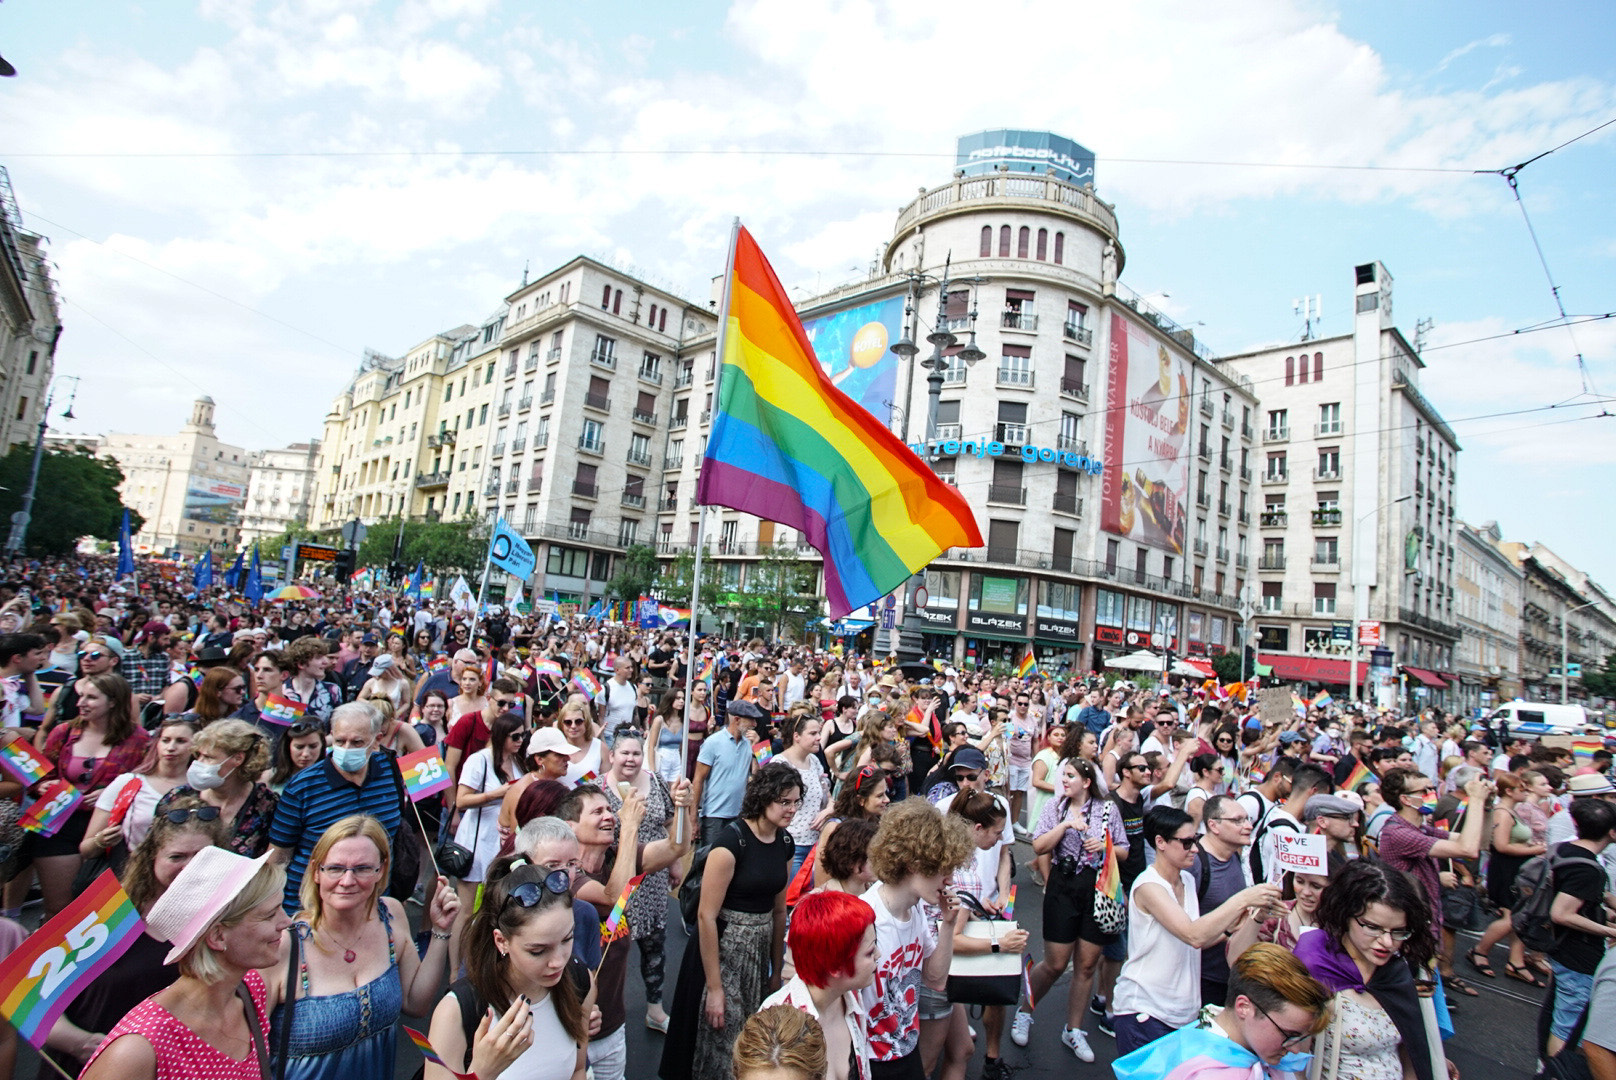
[1112,1022,1313,1080]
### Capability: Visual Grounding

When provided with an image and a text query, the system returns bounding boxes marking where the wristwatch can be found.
[990,941,1001,953]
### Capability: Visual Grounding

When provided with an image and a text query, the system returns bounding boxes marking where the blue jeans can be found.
[1550,960,1594,1041]
[1112,1013,1176,1056]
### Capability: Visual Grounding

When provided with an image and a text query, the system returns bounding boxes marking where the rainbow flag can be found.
[427,654,451,674]
[657,605,692,628]
[0,870,144,1048]
[19,780,82,836]
[403,1025,473,1080]
[1572,736,1603,766]
[575,771,598,786]
[1113,1021,1305,1080]
[695,654,715,686]
[186,664,204,688]
[1021,953,1037,1010]
[600,873,646,947]
[533,658,563,682]
[399,745,454,801]
[1096,828,1125,912]
[1421,791,1439,815]
[572,668,602,700]
[1003,885,1016,919]
[694,226,982,618]
[419,580,435,599]
[260,693,307,725]
[1310,690,1334,709]
[1015,648,1036,679]
[753,741,774,766]
[0,738,52,786]
[1341,759,1373,791]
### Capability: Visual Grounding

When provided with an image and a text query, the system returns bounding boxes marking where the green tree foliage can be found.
[607,545,659,602]
[731,543,819,640]
[352,516,489,575]
[660,548,727,615]
[0,448,140,556]
[1210,650,1245,684]
[1583,652,1616,699]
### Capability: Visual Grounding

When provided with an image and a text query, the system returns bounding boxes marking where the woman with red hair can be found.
[763,891,878,1080]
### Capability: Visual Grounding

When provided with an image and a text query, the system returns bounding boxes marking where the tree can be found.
[660,548,727,616]
[1583,651,1616,699]
[352,516,488,576]
[0,448,140,556]
[731,543,819,640]
[1210,650,1244,684]
[606,545,659,603]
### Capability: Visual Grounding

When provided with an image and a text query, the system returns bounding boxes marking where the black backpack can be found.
[679,820,748,931]
[1512,849,1575,953]
[1249,812,1299,883]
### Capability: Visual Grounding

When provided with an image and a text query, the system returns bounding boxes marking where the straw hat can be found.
[145,846,275,964]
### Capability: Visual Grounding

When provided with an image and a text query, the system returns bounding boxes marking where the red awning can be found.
[1403,666,1449,689]
[1182,658,1216,677]
[1258,654,1355,684]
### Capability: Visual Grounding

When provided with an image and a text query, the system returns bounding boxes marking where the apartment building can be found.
[1453,520,1524,711]
[0,168,61,452]
[1496,539,1616,703]
[238,442,321,547]
[100,396,249,556]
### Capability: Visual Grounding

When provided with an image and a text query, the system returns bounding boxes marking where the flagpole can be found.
[676,216,740,847]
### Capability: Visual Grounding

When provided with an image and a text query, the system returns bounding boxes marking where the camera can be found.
[1054,854,1080,877]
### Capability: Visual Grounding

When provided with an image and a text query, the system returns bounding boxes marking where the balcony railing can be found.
[621,492,646,509]
[1258,554,1287,570]
[1217,500,1231,518]
[1315,421,1343,436]
[1314,467,1342,481]
[590,349,616,369]
[414,471,449,488]
[547,347,562,362]
[1312,509,1343,527]
[638,367,663,385]
[1264,427,1289,443]
[1063,322,1093,346]
[1239,465,1251,482]
[1053,493,1081,515]
[567,520,591,539]
[511,437,526,452]
[1219,455,1232,472]
[572,480,598,498]
[540,389,555,405]
[517,396,533,411]
[497,403,511,419]
[524,354,539,373]
[664,456,683,470]
[1200,397,1215,418]
[1196,491,1211,509]
[632,409,657,425]
[503,362,517,379]
[584,392,610,411]
[1312,556,1341,571]
[674,369,693,388]
[534,430,548,449]
[1313,600,1339,615]
[1193,538,1209,556]
[504,479,518,495]
[700,409,712,424]
[1263,470,1289,484]
[527,476,543,492]
[1216,546,1230,562]
[1235,553,1249,568]
[996,367,1034,388]
[483,483,499,498]
[669,414,687,430]
[1241,422,1254,440]
[1221,410,1235,430]
[626,448,652,466]
[1238,509,1251,525]
[1197,445,1211,462]
[986,484,1026,506]
[1261,511,1288,527]
[660,495,679,511]
[1059,378,1090,401]
[996,423,1028,445]
[491,443,507,458]
[1001,311,1037,331]
[934,423,962,442]
[577,437,604,456]
[1056,435,1086,455]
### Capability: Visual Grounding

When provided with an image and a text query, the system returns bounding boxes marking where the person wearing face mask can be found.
[155,718,279,857]
[1373,767,1490,957]
[1112,944,1330,1080]
[267,701,406,912]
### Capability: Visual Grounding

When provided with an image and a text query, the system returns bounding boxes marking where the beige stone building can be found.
[0,168,61,453]
[1453,521,1523,710]
[99,397,249,556]
[239,442,322,547]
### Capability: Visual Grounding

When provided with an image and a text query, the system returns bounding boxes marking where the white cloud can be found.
[1436,32,1511,72]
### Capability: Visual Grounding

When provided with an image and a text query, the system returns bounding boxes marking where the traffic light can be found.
[334,549,356,579]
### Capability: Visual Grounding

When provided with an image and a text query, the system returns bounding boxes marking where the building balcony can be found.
[1219,455,1232,472]
[664,456,683,470]
[584,392,610,412]
[1238,509,1251,525]
[547,347,562,362]
[1221,409,1235,430]
[1056,435,1087,455]
[511,437,527,452]
[986,484,1026,506]
[483,482,499,498]
[1063,322,1093,347]
[491,442,507,458]
[626,448,652,466]
[1197,445,1211,462]
[524,354,540,373]
[1000,311,1037,331]
[1195,491,1211,509]
[577,437,604,456]
[1241,422,1254,441]
[1259,554,1287,570]
[1216,546,1230,562]
[1217,500,1231,518]
[995,423,1028,446]
[1053,493,1081,515]
[1193,538,1209,556]
[504,479,518,495]
[638,367,663,385]
[497,404,512,419]
[660,495,679,511]
[1235,553,1249,568]
[669,414,687,430]
[1263,470,1289,485]
[1261,511,1288,527]
[414,471,450,489]
[590,349,616,369]
[517,396,533,412]
[503,362,517,379]
[572,480,598,498]
[533,431,549,449]
[1264,427,1289,444]
[1200,397,1215,418]
[528,477,543,492]
[1059,378,1090,402]
[539,389,555,405]
[1314,467,1342,482]
[621,492,646,509]
[1312,556,1341,572]
[1239,465,1252,483]
[1312,509,1342,527]
[1315,421,1343,437]
[700,409,712,424]
[996,367,1034,389]
[935,423,962,442]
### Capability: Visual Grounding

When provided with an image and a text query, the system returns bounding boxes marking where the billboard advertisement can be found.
[184,478,245,524]
[956,129,1096,187]
[800,294,904,425]
[1100,312,1190,555]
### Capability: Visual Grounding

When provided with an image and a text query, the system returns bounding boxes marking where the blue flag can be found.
[116,509,135,579]
[192,549,213,590]
[224,550,244,590]
[486,517,536,580]
[243,546,263,606]
[405,559,424,599]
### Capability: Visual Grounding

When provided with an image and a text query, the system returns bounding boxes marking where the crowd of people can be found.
[0,553,1614,1080]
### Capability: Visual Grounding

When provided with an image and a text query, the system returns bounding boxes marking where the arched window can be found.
[1053,232,1065,264]
[1036,228,1048,261]
[613,290,623,315]
[980,226,992,257]
[649,303,658,326]
[660,309,668,333]
[1314,352,1324,380]
[1285,356,1294,386]
[1017,227,1030,258]
[601,285,612,309]
[998,226,1011,257]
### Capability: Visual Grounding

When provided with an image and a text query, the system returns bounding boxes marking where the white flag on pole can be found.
[450,574,475,613]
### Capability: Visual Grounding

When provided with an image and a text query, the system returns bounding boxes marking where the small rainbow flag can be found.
[0,870,144,1048]
[600,873,646,947]
[260,693,307,726]
[753,741,774,766]
[399,745,454,801]
[1421,792,1439,815]
[1021,953,1037,1010]
[0,738,52,786]
[534,658,563,681]
[186,665,204,688]
[1572,736,1603,766]
[695,654,716,685]
[572,669,602,700]
[576,771,598,785]
[427,654,451,674]
[19,780,82,836]
[1341,759,1373,792]
[692,225,982,618]
[1015,649,1036,679]
[403,1025,473,1080]
[1096,828,1125,913]
[1003,885,1016,919]
[1310,690,1334,709]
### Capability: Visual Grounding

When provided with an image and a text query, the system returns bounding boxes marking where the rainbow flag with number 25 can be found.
[0,870,144,1048]
[19,780,82,837]
[398,745,454,801]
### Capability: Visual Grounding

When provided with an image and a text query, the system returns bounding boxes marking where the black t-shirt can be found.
[713,820,793,914]
[1111,790,1147,889]
[646,647,674,674]
[1548,842,1611,975]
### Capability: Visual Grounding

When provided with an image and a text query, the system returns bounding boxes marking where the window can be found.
[1053,232,1064,264]
[477,405,488,425]
[996,401,1028,444]
[989,459,1024,503]
[1284,356,1294,386]
[1038,577,1079,618]
[1267,409,1287,437]
[648,302,657,327]
[1063,354,1087,397]
[1314,352,1324,381]
[1315,537,1339,564]
[26,351,37,375]
[574,462,598,496]
[979,226,992,257]
[720,519,739,551]
[1105,539,1120,575]
[1261,581,1283,612]
[630,432,650,461]
[1126,594,1153,630]
[580,419,604,452]
[1319,402,1341,434]
[1095,587,1123,626]
[998,225,1011,257]
[1314,582,1337,615]
[935,399,960,433]
[986,519,1019,560]
[1017,227,1030,258]
[998,345,1032,386]
[1134,548,1149,581]
[535,416,549,445]
[549,544,588,577]
[1317,447,1340,477]
[1035,228,1048,260]
[1059,411,1081,449]
[1266,452,1286,479]
[618,519,639,546]
[444,386,452,403]
[14,397,25,421]
[601,284,612,309]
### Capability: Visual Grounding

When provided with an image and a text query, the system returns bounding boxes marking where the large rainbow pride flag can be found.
[695,226,982,618]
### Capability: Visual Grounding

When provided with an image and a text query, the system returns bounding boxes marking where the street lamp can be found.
[890,260,985,663]
[1348,493,1413,705]
[1560,599,1596,704]
[5,376,80,555]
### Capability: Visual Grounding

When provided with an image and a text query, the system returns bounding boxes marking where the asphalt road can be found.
[12,842,1547,1080]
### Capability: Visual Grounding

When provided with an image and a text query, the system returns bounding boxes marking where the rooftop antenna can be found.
[521,261,529,288]
[1413,317,1434,354]
[1293,294,1322,342]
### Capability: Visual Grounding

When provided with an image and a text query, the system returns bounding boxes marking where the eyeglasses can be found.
[502,869,572,911]
[318,863,383,880]
[954,771,981,783]
[1211,814,1250,825]
[161,806,222,824]
[288,720,323,737]
[225,683,246,693]
[1250,998,1314,1049]
[774,798,803,810]
[1353,916,1413,943]
[82,651,112,660]
[1166,834,1199,850]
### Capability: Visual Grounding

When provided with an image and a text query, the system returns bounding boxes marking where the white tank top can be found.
[1111,863,1202,1028]
[503,989,577,1080]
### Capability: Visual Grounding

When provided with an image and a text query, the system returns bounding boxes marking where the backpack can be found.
[679,820,748,931]
[1512,849,1574,953]
[1249,812,1299,883]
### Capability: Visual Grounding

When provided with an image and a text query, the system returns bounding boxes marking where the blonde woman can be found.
[154,718,278,857]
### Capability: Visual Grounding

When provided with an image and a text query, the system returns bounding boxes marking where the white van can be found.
[1487,701,1589,736]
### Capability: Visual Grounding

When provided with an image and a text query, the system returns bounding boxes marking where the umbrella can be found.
[266,585,322,601]
[1103,649,1166,672]
[1171,659,1213,677]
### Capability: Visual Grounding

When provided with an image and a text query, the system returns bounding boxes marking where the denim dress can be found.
[270,902,403,1080]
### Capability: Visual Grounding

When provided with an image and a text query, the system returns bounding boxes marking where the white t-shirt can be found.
[935,790,1010,904]
[1112,863,1202,1028]
[94,773,165,850]
[859,887,936,1062]
[497,986,576,1080]
[599,678,637,735]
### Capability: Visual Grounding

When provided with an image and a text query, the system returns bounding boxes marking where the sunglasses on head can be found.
[853,764,883,791]
[502,869,572,911]
[288,720,323,737]
[162,806,221,824]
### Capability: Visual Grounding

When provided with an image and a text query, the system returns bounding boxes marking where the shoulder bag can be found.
[945,891,1023,1006]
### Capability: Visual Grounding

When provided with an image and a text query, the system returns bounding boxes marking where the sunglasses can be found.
[82,651,113,660]
[853,764,883,791]
[162,806,222,824]
[1166,834,1200,850]
[288,720,323,737]
[503,870,572,911]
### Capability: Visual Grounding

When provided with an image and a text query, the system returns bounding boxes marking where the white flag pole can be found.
[676,216,740,846]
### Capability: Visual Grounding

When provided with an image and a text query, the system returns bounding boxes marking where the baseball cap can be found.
[1278,731,1307,745]
[361,634,380,646]
[950,746,989,774]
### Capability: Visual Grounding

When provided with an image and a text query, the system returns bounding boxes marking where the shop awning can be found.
[1258,654,1354,684]
[1180,658,1217,677]
[1403,666,1449,689]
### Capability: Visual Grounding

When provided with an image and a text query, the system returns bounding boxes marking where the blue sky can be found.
[3,0,1613,584]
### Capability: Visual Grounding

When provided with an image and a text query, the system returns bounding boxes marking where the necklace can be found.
[318,924,365,963]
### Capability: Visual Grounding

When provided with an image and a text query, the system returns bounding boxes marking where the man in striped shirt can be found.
[267,701,406,911]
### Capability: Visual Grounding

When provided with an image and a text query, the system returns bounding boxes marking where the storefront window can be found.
[925,569,961,610]
[1126,594,1154,632]
[1187,611,1204,643]
[1096,588,1124,627]
[1037,580,1081,621]
[1210,616,1227,645]
[969,573,1028,615]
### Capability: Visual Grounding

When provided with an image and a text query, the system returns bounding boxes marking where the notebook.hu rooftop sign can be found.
[956,130,1095,188]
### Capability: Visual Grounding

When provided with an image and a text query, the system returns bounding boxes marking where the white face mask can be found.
[187,758,232,790]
